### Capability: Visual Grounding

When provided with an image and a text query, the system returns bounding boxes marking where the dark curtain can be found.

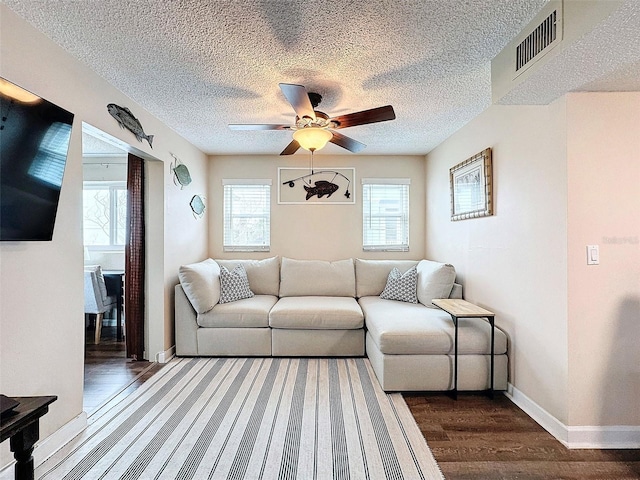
[125,154,145,360]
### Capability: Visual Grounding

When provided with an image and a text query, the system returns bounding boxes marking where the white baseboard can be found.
[566,426,640,449]
[35,411,88,464]
[1,412,87,476]
[506,383,640,449]
[155,345,175,364]
[505,383,569,445]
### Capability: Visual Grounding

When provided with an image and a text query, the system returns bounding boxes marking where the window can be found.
[223,179,271,252]
[83,181,127,249]
[362,178,409,252]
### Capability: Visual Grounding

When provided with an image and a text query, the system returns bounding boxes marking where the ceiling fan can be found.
[229,83,396,155]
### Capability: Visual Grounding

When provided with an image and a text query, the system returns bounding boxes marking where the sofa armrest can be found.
[449,282,463,299]
[175,284,199,355]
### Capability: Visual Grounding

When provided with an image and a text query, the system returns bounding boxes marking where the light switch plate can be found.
[587,245,599,265]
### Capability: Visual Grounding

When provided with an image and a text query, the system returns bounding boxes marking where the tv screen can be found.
[0,77,74,241]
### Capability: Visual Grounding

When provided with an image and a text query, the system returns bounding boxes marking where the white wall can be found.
[426,92,640,437]
[0,5,208,467]
[209,154,425,261]
[566,93,640,427]
[82,160,128,182]
[162,153,209,354]
[425,99,570,424]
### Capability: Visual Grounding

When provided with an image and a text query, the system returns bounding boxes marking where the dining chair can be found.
[84,265,117,344]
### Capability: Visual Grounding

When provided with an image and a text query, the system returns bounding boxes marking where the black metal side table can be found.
[432,299,495,400]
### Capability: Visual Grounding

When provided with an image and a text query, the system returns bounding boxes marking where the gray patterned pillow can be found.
[380,266,418,303]
[218,264,254,304]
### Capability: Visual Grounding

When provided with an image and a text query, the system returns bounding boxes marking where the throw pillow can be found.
[215,256,280,296]
[379,266,418,303]
[355,259,419,298]
[178,259,220,313]
[219,264,255,304]
[416,260,456,308]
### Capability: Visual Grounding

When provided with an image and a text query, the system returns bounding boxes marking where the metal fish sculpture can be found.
[304,180,339,200]
[170,153,192,188]
[190,195,206,217]
[107,103,154,148]
[172,163,191,187]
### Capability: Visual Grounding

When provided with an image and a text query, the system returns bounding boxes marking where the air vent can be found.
[492,0,621,105]
[514,7,563,78]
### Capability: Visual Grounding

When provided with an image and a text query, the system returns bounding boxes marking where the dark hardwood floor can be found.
[84,324,163,415]
[83,341,639,479]
[405,393,640,480]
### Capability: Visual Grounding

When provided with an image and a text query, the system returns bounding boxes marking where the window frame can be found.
[83,181,127,252]
[361,178,410,252]
[222,179,272,252]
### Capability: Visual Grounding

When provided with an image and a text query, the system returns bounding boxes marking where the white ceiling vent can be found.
[514,7,563,78]
[492,0,623,104]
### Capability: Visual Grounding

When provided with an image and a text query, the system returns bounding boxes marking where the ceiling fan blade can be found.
[280,140,301,155]
[330,131,366,153]
[228,124,290,130]
[330,105,396,129]
[279,83,316,120]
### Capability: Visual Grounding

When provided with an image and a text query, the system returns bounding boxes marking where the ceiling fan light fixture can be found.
[293,127,333,152]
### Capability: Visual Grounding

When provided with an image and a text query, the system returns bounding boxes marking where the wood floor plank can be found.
[84,325,161,414]
[404,392,640,479]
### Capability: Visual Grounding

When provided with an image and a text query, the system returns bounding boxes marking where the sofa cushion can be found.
[416,260,456,308]
[380,266,418,303]
[355,259,419,298]
[215,256,280,296]
[178,258,220,314]
[279,258,356,297]
[360,296,507,355]
[197,295,278,328]
[269,296,364,329]
[219,264,254,303]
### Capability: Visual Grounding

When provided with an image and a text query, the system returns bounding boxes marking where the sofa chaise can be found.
[175,256,508,392]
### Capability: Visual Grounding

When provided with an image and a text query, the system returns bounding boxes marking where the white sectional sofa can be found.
[175,256,508,392]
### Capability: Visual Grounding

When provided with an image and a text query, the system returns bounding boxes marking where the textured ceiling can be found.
[5,0,639,156]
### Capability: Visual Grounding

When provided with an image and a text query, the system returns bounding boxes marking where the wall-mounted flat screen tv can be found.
[0,77,74,241]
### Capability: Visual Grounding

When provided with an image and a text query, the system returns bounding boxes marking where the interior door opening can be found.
[81,125,152,415]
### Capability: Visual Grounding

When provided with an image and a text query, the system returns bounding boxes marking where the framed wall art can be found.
[450,148,493,221]
[278,167,355,204]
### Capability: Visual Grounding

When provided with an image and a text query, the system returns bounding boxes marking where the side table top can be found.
[432,298,494,317]
[0,395,57,443]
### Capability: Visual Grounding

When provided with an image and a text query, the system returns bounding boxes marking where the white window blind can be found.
[223,180,271,252]
[362,178,409,252]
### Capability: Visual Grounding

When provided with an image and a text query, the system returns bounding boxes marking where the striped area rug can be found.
[38,357,444,479]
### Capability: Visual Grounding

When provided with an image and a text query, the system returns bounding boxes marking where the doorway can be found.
[81,126,152,414]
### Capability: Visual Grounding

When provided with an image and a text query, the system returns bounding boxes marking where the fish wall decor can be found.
[190,195,206,218]
[304,180,339,200]
[107,103,154,148]
[170,153,192,189]
[281,169,352,203]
